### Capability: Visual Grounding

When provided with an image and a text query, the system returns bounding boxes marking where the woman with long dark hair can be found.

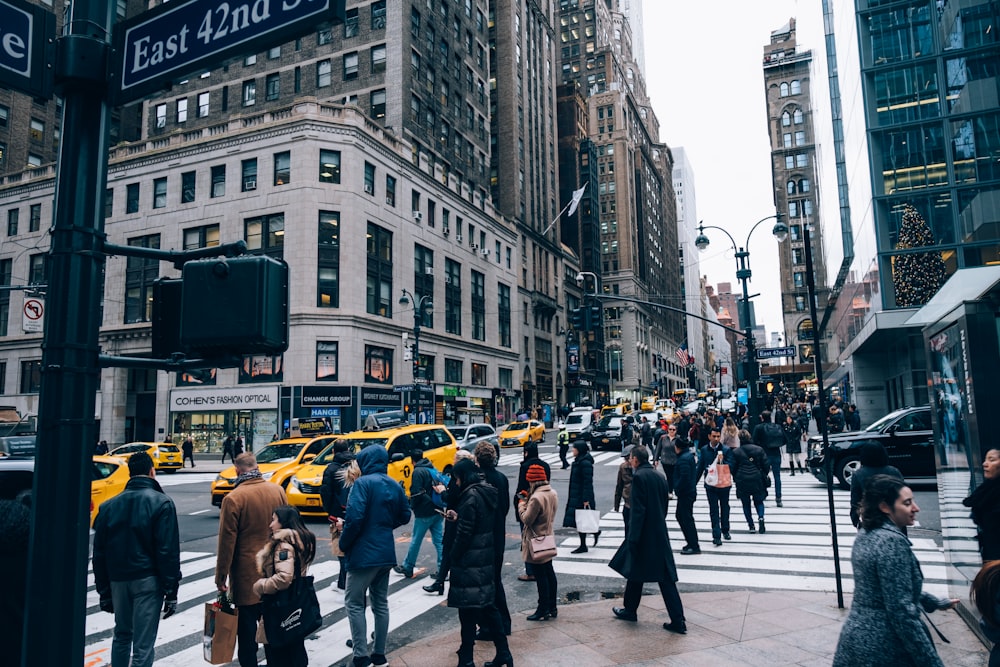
[562,441,597,553]
[964,449,1000,561]
[971,560,1000,667]
[832,475,957,666]
[252,506,317,667]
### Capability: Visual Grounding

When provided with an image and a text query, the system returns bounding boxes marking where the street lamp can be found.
[694,214,784,423]
[399,289,433,423]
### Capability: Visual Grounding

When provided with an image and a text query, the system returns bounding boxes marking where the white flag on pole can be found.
[567,183,588,216]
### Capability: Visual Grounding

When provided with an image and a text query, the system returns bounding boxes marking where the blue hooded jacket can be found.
[339,445,412,571]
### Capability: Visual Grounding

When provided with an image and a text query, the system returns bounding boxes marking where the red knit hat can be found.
[525,464,548,482]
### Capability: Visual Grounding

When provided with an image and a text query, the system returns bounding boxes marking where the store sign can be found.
[310,407,340,417]
[361,387,401,406]
[170,385,278,411]
[301,385,352,407]
[443,386,467,397]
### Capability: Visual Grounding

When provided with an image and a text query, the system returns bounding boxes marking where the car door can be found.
[890,409,935,477]
[90,459,124,522]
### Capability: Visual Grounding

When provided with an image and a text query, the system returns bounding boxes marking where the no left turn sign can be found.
[23,296,44,332]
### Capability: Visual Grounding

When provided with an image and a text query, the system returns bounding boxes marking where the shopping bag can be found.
[261,556,323,648]
[203,595,238,664]
[575,508,601,534]
[329,522,345,557]
[705,461,719,486]
[713,463,732,488]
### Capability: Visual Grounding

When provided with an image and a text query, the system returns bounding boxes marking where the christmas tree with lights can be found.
[892,203,947,307]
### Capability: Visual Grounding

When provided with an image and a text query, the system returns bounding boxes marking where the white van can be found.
[563,409,596,445]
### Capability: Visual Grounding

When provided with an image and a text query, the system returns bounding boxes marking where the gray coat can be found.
[832,520,945,667]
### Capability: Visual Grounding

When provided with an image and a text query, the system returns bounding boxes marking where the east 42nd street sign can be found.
[112,0,345,105]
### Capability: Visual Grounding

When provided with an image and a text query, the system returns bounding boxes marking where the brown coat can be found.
[517,481,558,564]
[251,528,309,644]
[215,477,288,606]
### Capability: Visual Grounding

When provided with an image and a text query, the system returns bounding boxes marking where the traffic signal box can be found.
[569,305,602,331]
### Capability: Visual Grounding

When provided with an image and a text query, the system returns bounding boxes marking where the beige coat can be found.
[251,528,309,644]
[517,481,558,564]
[215,477,288,606]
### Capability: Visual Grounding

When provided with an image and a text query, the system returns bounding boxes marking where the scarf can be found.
[234,468,263,487]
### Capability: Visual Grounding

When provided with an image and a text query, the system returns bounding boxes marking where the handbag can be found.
[527,527,557,561]
[260,549,323,648]
[203,593,238,664]
[575,508,601,534]
[329,522,345,557]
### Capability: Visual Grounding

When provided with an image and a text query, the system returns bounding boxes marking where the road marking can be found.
[156,473,220,487]
[188,509,212,515]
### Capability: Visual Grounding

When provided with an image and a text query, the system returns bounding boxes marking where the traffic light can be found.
[764,380,776,395]
[570,307,584,329]
[588,305,602,331]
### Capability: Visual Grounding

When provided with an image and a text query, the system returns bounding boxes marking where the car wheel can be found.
[836,456,861,490]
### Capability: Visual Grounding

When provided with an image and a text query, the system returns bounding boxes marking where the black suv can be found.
[590,415,627,451]
[806,406,934,489]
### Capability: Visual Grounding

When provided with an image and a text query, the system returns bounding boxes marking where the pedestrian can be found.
[730,436,770,534]
[0,500,31,667]
[653,423,678,496]
[782,414,803,475]
[515,442,550,581]
[449,458,512,667]
[971,560,1000,667]
[827,404,846,434]
[720,417,740,449]
[475,440,512,637]
[609,445,687,634]
[963,448,1000,562]
[93,451,181,667]
[751,411,786,507]
[847,404,861,431]
[640,416,652,447]
[563,440,598,554]
[424,449,475,595]
[673,437,700,554]
[96,439,109,455]
[251,506,316,667]
[339,445,411,667]
[614,445,636,535]
[222,434,235,463]
[556,426,570,469]
[320,439,356,590]
[696,428,733,546]
[516,463,559,621]
[849,442,903,530]
[182,434,196,468]
[395,449,445,579]
[832,475,958,666]
[215,452,289,667]
[235,435,246,457]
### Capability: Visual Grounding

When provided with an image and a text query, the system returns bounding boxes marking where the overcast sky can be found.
[642,0,825,341]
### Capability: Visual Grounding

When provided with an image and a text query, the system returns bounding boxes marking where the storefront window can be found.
[176,369,217,386]
[471,362,486,386]
[240,354,283,383]
[317,342,338,381]
[365,345,393,384]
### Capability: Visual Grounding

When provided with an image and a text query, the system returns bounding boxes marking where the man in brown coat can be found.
[215,452,288,666]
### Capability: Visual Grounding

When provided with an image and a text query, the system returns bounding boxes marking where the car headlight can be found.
[261,472,273,480]
[290,478,302,491]
[215,475,234,484]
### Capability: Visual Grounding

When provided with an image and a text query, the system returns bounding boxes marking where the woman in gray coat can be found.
[832,475,958,667]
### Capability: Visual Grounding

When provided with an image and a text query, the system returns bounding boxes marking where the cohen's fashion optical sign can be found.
[170,386,279,411]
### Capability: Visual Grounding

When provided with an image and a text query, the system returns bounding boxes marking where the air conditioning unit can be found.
[425,266,434,275]
[244,179,257,190]
[456,234,463,242]
[386,196,394,205]
[442,227,450,236]
[364,183,374,195]
[445,275,453,284]
[480,248,490,257]
[412,211,423,222]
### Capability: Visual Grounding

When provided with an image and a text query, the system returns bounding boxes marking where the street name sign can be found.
[112,0,345,104]
[756,346,796,360]
[0,0,55,99]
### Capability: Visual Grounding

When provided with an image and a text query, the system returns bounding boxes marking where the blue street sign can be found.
[0,0,55,98]
[737,387,749,405]
[112,0,345,104]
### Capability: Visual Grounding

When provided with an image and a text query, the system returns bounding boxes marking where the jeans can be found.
[109,576,163,667]
[739,491,766,526]
[236,603,263,667]
[623,579,685,625]
[345,566,391,660]
[662,464,675,494]
[767,452,783,499]
[674,494,699,549]
[402,513,444,573]
[704,485,731,541]
[532,560,558,613]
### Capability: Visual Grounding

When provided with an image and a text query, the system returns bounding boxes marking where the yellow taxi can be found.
[286,411,457,516]
[601,402,631,417]
[498,419,545,448]
[90,455,131,527]
[108,442,183,473]
[210,435,339,507]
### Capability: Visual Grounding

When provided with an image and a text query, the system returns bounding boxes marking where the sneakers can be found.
[663,621,688,635]
[748,523,757,534]
[713,538,722,547]
[371,654,388,667]
[758,519,766,534]
[776,498,783,508]
[392,565,413,578]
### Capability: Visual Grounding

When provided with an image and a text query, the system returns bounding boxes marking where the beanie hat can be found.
[525,464,548,482]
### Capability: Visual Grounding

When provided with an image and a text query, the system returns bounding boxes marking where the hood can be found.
[333,450,356,465]
[414,457,433,469]
[355,444,389,475]
[466,479,498,512]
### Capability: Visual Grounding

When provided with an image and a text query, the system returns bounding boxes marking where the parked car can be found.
[109,441,183,473]
[498,420,545,448]
[806,406,935,489]
[590,415,627,451]
[447,424,497,451]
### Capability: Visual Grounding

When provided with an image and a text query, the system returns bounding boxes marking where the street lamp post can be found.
[694,215,781,424]
[774,216,845,608]
[399,289,433,423]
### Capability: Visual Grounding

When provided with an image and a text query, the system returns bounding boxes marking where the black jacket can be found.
[481,464,510,556]
[447,478,498,609]
[92,476,181,600]
[731,444,770,497]
[752,421,785,451]
[672,448,698,499]
[562,451,596,528]
[320,450,355,519]
[609,462,678,583]
[964,477,1000,561]
[516,456,551,497]
[408,458,439,518]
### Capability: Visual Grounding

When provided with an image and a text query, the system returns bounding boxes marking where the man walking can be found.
[181,434,195,468]
[222,434,234,463]
[395,449,444,579]
[321,439,356,590]
[673,438,700,554]
[557,426,570,469]
[339,445,411,667]
[215,452,287,666]
[696,428,733,546]
[93,452,181,667]
[752,411,787,507]
[610,446,687,634]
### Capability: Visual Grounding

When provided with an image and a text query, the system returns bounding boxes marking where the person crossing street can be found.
[696,428,733,546]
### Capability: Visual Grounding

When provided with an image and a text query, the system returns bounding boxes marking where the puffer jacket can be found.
[320,450,355,519]
[517,481,557,564]
[447,477,498,609]
[251,528,309,644]
[562,452,596,528]
[339,445,411,571]
[92,476,181,601]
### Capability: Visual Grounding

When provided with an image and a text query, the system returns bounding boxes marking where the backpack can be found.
[428,467,450,509]
[764,422,785,450]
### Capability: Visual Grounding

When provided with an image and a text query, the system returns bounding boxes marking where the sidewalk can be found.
[386,589,989,666]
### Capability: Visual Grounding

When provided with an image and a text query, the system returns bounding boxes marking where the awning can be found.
[906,266,1000,328]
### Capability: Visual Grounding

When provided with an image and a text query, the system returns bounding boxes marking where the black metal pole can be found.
[803,222,844,608]
[22,0,113,663]
[736,249,761,423]
[413,309,421,422]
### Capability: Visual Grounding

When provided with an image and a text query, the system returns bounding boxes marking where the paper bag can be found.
[203,600,238,664]
[575,508,601,534]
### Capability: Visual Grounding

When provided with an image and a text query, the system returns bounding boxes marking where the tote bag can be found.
[575,508,601,534]
[261,554,323,648]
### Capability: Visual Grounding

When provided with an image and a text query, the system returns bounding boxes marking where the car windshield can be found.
[158,445,180,453]
[111,444,144,455]
[448,427,471,439]
[566,414,586,425]
[865,410,909,432]
[597,416,622,428]
[506,422,529,431]
[255,443,304,463]
[314,437,387,465]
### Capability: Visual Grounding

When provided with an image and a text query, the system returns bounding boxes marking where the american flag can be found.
[676,345,694,366]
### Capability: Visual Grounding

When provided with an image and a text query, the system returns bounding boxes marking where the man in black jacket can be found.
[395,449,444,579]
[321,439,355,589]
[93,451,181,667]
[475,440,512,636]
[515,442,550,582]
[672,438,701,555]
[752,410,787,507]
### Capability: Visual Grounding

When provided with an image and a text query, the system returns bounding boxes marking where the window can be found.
[780,82,789,97]
[787,180,796,195]
[789,201,799,218]
[793,272,805,288]
[183,224,220,249]
[317,27,332,45]
[245,213,284,259]
[795,295,806,311]
[105,188,113,218]
[20,361,42,394]
[791,80,801,94]
[498,283,511,347]
[28,204,41,232]
[343,52,358,80]
[370,89,386,119]
[294,66,301,93]
[0,259,9,337]
[242,80,256,106]
[781,111,791,127]
[498,367,512,389]
[211,165,226,197]
[794,131,806,146]
[789,224,801,241]
[345,7,359,37]
[796,153,808,167]
[363,162,375,195]
[410,7,420,38]
[239,354,283,384]
[198,92,210,116]
[371,0,386,30]
[427,200,436,228]
[785,155,794,169]
[364,345,392,384]
[124,235,160,323]
[6,209,17,236]
[471,271,485,341]
[181,171,196,203]
[319,150,340,183]
[318,211,340,308]
[316,342,338,380]
[0,105,8,127]
[126,183,140,213]
[385,175,396,206]
[317,59,332,87]
[445,259,461,335]
[265,73,280,100]
[445,359,462,383]
[372,45,386,73]
[794,109,803,124]
[471,363,486,386]
[241,159,258,192]
[273,151,290,186]
[792,248,804,264]
[28,119,43,141]
[176,99,188,122]
[244,54,257,66]
[782,133,792,148]
[366,222,392,317]
[799,178,810,192]
[153,178,167,208]
[155,104,166,128]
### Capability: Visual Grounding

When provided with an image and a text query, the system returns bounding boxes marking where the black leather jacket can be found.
[92,476,181,600]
